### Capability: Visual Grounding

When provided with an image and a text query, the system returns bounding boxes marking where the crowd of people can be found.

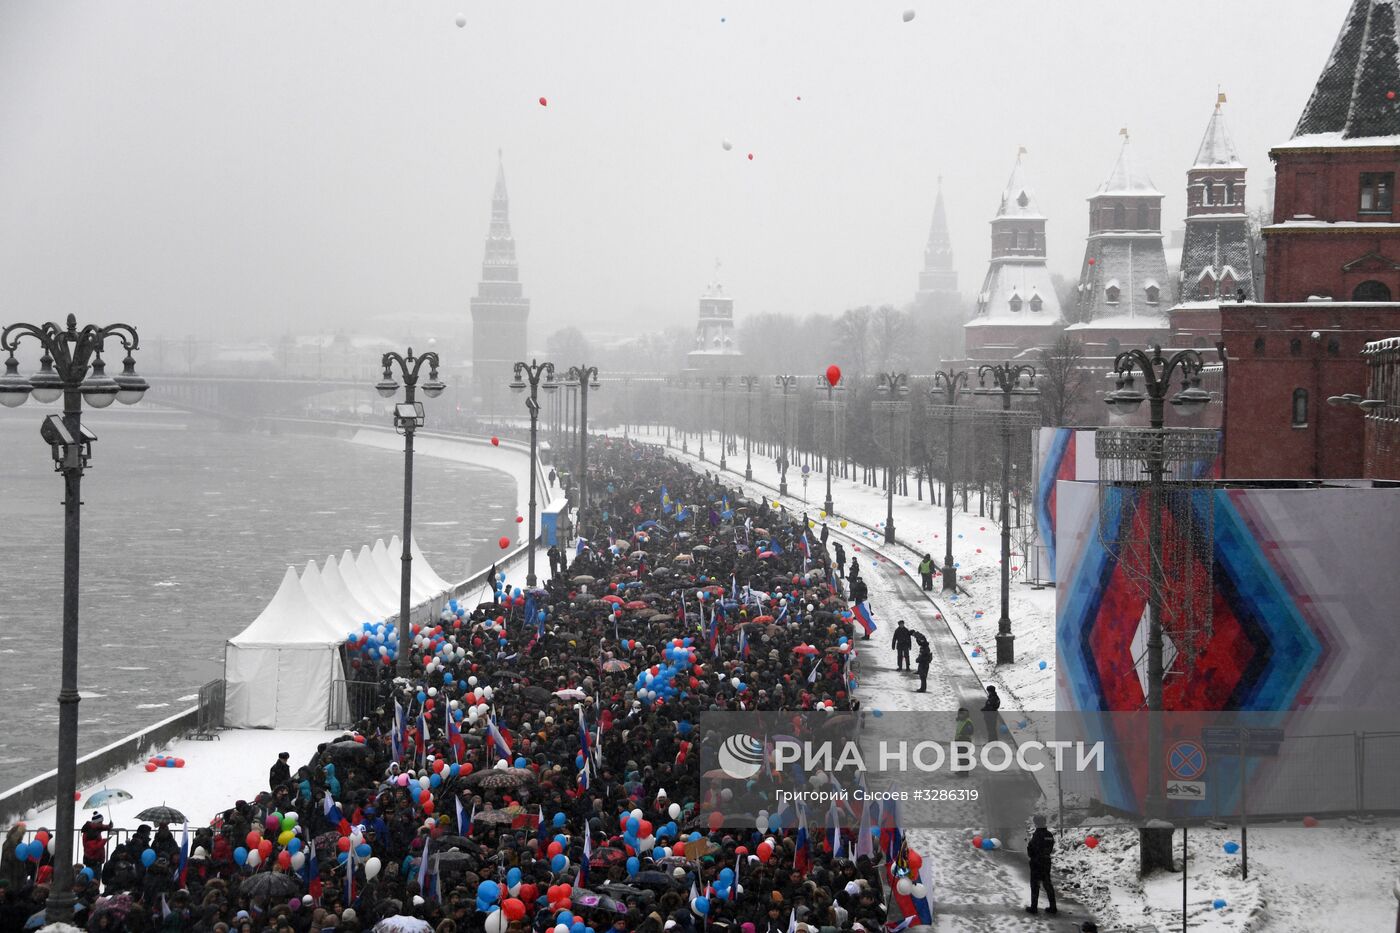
[0,438,1084,932]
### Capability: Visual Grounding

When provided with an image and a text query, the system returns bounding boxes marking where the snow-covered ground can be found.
[626,426,1400,933]
[29,728,337,831]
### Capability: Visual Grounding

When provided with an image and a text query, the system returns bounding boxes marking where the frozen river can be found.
[0,410,517,789]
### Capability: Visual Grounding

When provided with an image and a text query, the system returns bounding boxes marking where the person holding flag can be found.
[853,600,878,640]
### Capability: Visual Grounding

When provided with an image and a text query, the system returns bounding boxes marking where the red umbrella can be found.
[602,595,624,605]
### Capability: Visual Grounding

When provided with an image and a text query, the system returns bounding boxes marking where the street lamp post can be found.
[818,369,843,516]
[974,363,1039,665]
[510,359,558,587]
[928,369,970,591]
[564,364,600,512]
[714,374,732,471]
[1103,344,1211,867]
[739,375,759,481]
[376,349,446,677]
[874,371,910,544]
[775,374,798,495]
[695,376,708,462]
[0,315,148,925]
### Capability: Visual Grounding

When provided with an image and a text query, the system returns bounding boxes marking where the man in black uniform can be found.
[890,620,913,671]
[1026,815,1058,915]
[269,751,291,792]
[914,633,932,692]
[833,542,847,578]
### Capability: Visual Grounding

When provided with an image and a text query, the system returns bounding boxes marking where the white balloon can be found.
[911,883,927,899]
[631,808,644,820]
[454,14,467,28]
[469,676,479,686]
[668,803,681,819]
[902,8,915,21]
[428,687,438,697]
[419,776,431,789]
[990,837,1001,849]
[412,895,425,906]
[485,911,508,933]
[291,852,306,870]
[755,815,769,833]
[896,877,913,896]
[555,925,570,933]
[247,850,262,868]
[722,139,733,151]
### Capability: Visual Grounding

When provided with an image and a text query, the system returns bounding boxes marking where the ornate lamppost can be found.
[816,366,844,516]
[775,374,799,495]
[739,375,759,481]
[564,364,601,510]
[927,369,970,591]
[376,349,445,676]
[510,359,557,586]
[0,315,148,925]
[714,374,732,471]
[874,371,910,544]
[974,362,1039,665]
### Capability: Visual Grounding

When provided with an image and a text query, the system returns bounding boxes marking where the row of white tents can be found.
[224,537,454,730]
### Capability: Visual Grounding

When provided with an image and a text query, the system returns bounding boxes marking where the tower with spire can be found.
[685,260,743,373]
[964,149,1062,362]
[470,152,530,414]
[1065,131,1171,356]
[1178,94,1257,303]
[914,179,965,360]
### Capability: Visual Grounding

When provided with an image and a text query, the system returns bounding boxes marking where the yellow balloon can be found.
[277,830,294,846]
[840,520,848,528]
[820,511,827,518]
[772,500,781,508]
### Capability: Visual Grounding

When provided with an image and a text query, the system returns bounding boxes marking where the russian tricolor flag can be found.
[853,601,877,636]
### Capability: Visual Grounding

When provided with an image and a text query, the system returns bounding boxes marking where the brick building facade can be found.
[1364,336,1400,479]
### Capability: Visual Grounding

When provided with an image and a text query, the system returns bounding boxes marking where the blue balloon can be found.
[429,773,442,788]
[141,848,157,867]
[14,842,28,861]
[80,865,94,879]
[1038,660,1048,670]
[980,838,995,850]
[1223,841,1240,854]
[233,847,248,866]
[554,834,568,847]
[417,691,427,703]
[288,838,302,854]
[718,867,734,882]
[626,856,640,876]
[554,812,567,827]
[551,854,567,872]
[479,879,500,902]
[571,923,585,933]
[626,817,640,833]
[556,911,574,926]
[1213,898,1227,909]
[355,843,371,858]
[506,866,522,886]
[693,896,710,916]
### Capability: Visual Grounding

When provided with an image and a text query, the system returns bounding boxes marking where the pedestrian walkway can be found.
[662,440,1097,930]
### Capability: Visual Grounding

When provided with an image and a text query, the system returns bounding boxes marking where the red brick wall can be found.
[1364,338,1400,480]
[1221,304,1400,478]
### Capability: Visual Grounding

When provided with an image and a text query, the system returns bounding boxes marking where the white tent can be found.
[299,559,358,636]
[405,535,454,595]
[321,553,378,626]
[225,566,346,730]
[372,538,420,605]
[338,549,390,618]
[355,544,399,613]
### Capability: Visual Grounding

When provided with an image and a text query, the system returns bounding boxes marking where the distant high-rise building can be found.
[470,152,530,415]
[964,150,1063,362]
[914,179,965,361]
[1066,132,1171,357]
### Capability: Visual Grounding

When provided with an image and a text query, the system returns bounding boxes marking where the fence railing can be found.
[193,679,225,738]
[326,678,382,730]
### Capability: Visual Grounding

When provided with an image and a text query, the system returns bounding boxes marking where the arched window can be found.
[1225,181,1237,204]
[1105,284,1121,305]
[1353,280,1392,301]
[1290,338,1302,356]
[1197,274,1216,300]
[1030,294,1044,313]
[1137,203,1151,229]
[1008,294,1023,313]
[1253,336,1266,355]
[1292,388,1309,426]
[1145,284,1161,305]
[1009,229,1019,249]
[1327,337,1340,356]
[1113,203,1126,228]
[1201,179,1213,206]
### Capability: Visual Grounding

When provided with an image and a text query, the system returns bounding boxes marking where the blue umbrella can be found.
[85,788,133,809]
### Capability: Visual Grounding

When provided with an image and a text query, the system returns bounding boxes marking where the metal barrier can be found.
[327,678,382,729]
[191,679,225,739]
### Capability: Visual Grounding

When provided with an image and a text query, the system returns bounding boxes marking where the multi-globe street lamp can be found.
[563,364,601,511]
[974,362,1039,665]
[775,374,799,495]
[739,375,760,481]
[0,314,148,925]
[817,366,844,517]
[713,374,733,471]
[694,375,708,462]
[510,359,558,587]
[927,369,970,592]
[375,348,445,677]
[874,371,910,544]
[1102,346,1211,835]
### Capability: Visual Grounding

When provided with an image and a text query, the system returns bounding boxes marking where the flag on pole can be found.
[853,600,878,636]
[487,716,513,762]
[174,822,189,885]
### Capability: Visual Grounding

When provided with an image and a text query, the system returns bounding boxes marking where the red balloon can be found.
[971,835,983,849]
[747,153,754,161]
[460,763,473,775]
[825,364,841,387]
[1303,815,1319,827]
[1087,258,1096,266]
[423,800,435,815]
[548,841,564,857]
[277,850,292,869]
[538,97,548,107]
[337,836,351,851]
[1084,834,1100,849]
[756,841,773,863]
[258,839,273,858]
[499,536,511,549]
[247,832,263,849]
[174,758,185,768]
[491,436,501,446]
[707,811,724,832]
[503,898,526,921]
[1390,90,1397,101]
[516,516,524,523]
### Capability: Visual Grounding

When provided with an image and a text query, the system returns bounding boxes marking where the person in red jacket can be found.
[80,812,112,871]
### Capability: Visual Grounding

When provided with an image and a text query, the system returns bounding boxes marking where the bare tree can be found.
[830,306,872,376]
[868,304,910,371]
[1037,333,1088,427]
[546,325,595,363]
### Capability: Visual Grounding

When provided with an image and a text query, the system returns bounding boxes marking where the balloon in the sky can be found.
[825,364,841,387]
[455,14,467,27]
[902,9,916,22]
[747,153,754,161]
[539,97,548,107]
[722,139,733,151]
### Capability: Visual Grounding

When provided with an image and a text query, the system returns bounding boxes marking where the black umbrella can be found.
[327,740,371,758]
[240,872,302,898]
[134,806,186,824]
[631,870,679,888]
[597,883,653,902]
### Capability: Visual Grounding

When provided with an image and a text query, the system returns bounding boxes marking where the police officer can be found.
[891,620,913,671]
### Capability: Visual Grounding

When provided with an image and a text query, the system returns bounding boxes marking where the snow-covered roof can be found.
[1095,136,1163,198]
[1294,0,1400,141]
[967,259,1063,326]
[1274,132,1400,150]
[1194,100,1244,169]
[995,150,1045,220]
[1064,315,1171,332]
[230,566,344,647]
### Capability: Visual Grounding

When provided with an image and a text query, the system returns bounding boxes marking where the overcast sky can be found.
[0,1,1352,348]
